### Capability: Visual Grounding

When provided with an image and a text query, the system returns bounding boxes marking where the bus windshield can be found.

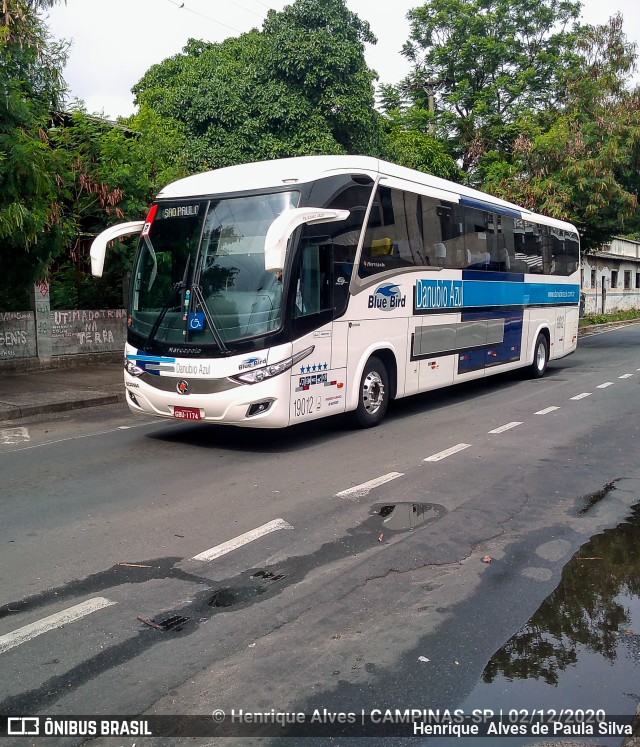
[129,191,300,349]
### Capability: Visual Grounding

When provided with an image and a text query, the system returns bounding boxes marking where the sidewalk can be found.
[0,362,124,422]
[0,321,633,423]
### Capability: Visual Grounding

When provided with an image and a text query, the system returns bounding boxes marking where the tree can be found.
[131,0,384,172]
[46,110,160,309]
[0,0,71,309]
[401,0,581,176]
[259,0,383,156]
[379,92,461,180]
[482,16,640,250]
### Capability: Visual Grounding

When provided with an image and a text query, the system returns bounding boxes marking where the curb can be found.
[579,319,640,334]
[0,393,126,423]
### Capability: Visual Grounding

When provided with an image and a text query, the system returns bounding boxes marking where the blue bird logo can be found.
[377,284,400,297]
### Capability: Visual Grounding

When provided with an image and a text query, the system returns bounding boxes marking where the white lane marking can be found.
[597,382,614,388]
[0,420,159,454]
[570,393,591,400]
[423,443,471,462]
[488,422,522,434]
[535,406,560,415]
[191,519,294,562]
[619,374,634,379]
[0,427,30,445]
[335,472,403,499]
[0,597,116,655]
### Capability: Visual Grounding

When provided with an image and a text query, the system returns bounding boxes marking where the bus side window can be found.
[548,228,579,275]
[358,186,428,278]
[425,200,465,268]
[294,240,332,318]
[514,220,544,273]
[462,207,495,270]
[491,214,514,272]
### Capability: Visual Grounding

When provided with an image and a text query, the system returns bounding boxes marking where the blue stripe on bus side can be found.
[126,354,177,362]
[413,278,580,313]
[464,281,579,307]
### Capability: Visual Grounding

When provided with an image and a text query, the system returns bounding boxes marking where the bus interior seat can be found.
[509,259,529,273]
[208,290,281,337]
[370,237,394,256]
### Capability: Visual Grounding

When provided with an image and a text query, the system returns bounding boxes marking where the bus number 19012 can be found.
[294,395,320,418]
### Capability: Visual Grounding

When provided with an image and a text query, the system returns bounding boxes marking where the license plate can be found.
[173,406,201,421]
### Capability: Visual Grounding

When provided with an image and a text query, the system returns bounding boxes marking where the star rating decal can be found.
[299,362,328,373]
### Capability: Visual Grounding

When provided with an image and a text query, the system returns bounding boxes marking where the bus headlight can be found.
[125,359,145,377]
[230,345,314,385]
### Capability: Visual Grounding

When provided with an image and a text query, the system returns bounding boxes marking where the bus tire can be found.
[353,356,389,428]
[529,333,549,378]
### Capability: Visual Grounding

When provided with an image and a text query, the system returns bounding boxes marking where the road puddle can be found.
[377,502,445,531]
[439,505,640,745]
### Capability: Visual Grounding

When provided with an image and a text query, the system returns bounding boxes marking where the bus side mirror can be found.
[90,221,145,277]
[264,208,350,273]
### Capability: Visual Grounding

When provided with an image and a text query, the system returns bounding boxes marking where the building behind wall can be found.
[582,237,640,315]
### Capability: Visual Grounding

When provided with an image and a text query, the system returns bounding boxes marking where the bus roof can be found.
[157,155,578,235]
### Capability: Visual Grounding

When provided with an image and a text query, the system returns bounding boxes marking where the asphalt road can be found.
[1,324,639,746]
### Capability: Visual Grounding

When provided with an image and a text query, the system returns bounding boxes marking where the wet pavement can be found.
[430,505,640,745]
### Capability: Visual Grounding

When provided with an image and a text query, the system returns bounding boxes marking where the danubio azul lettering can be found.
[415,279,463,311]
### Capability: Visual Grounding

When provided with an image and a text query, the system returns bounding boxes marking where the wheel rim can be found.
[362,370,385,414]
[536,341,546,371]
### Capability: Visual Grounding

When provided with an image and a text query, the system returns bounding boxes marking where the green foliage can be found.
[579,309,640,326]
[0,0,71,306]
[46,109,168,309]
[384,122,461,180]
[132,0,384,171]
[482,16,640,250]
[402,0,581,175]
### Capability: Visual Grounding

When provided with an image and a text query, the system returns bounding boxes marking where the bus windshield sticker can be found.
[188,312,205,331]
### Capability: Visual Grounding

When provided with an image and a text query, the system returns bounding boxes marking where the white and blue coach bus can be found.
[90,156,580,428]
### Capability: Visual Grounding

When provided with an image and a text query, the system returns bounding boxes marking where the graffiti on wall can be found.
[51,309,126,355]
[0,312,37,359]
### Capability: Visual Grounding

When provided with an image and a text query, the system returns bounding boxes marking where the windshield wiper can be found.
[190,283,231,355]
[143,251,191,352]
[142,281,184,352]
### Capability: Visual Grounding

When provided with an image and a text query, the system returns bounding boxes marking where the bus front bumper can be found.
[124,371,291,428]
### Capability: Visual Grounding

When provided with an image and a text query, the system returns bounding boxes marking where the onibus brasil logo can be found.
[368,284,406,311]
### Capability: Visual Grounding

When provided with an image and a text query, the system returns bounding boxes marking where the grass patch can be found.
[579,309,640,327]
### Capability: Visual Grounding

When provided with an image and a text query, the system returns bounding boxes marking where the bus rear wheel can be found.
[529,333,549,378]
[353,356,389,428]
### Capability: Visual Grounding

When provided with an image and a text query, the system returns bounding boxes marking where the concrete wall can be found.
[51,309,127,355]
[582,239,640,315]
[0,281,125,371]
[0,311,37,361]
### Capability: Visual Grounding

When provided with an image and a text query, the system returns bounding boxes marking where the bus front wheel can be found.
[529,333,549,378]
[353,356,389,428]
